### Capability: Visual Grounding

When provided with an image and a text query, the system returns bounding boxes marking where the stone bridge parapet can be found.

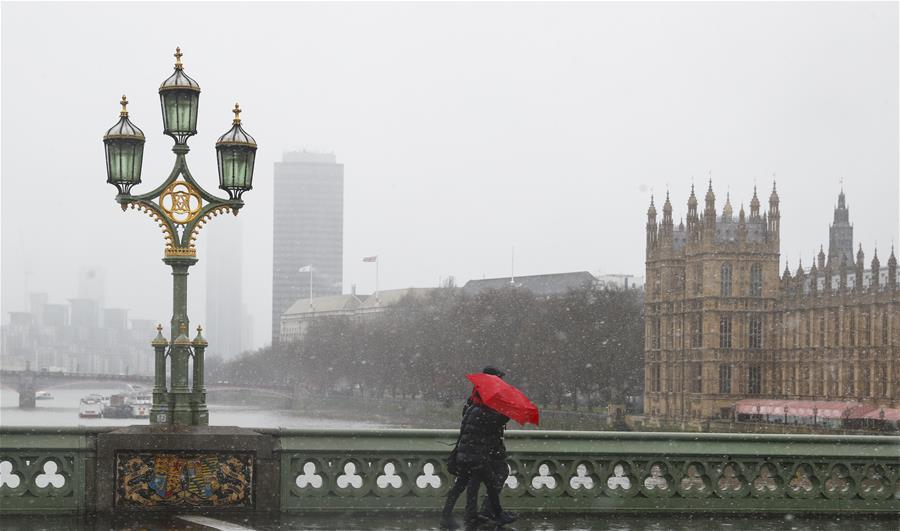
[0,427,897,515]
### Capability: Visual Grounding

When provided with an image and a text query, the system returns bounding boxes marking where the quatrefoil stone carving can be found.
[607,463,632,490]
[531,463,557,490]
[0,460,22,489]
[416,463,441,489]
[789,466,814,493]
[644,464,668,490]
[860,466,885,494]
[717,464,743,492]
[680,464,706,491]
[376,462,402,489]
[35,460,65,489]
[753,465,779,492]
[296,461,323,489]
[570,463,595,490]
[337,462,363,489]
[825,466,851,494]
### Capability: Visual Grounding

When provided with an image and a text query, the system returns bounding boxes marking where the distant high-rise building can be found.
[272,151,344,342]
[240,303,254,355]
[69,298,100,328]
[205,217,243,360]
[77,267,106,305]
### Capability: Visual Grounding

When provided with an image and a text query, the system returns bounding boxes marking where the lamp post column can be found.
[165,256,198,425]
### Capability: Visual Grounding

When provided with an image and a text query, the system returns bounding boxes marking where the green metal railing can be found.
[1,427,898,514]
[276,429,900,514]
[0,427,111,514]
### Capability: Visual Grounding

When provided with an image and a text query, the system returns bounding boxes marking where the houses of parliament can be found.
[643,183,898,421]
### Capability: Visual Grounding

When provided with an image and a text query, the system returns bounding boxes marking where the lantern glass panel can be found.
[161,91,199,136]
[106,140,144,185]
[218,147,255,190]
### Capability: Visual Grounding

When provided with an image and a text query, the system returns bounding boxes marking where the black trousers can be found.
[441,463,503,523]
[479,459,509,517]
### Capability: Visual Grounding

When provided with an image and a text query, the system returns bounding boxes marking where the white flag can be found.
[298,265,313,273]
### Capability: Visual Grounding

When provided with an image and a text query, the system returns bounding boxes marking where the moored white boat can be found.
[129,393,151,418]
[78,395,103,418]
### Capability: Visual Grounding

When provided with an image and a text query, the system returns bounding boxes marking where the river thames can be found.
[0,386,388,429]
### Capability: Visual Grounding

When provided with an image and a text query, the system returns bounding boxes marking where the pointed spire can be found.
[663,190,673,216]
[738,204,745,224]
[750,185,760,218]
[888,245,897,290]
[769,180,779,205]
[783,261,791,279]
[722,193,733,221]
[687,184,698,209]
[871,248,881,288]
[796,260,804,277]
[857,243,865,263]
[647,195,657,219]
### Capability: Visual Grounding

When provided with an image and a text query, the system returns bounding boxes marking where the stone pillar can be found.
[150,325,169,424]
[191,326,209,426]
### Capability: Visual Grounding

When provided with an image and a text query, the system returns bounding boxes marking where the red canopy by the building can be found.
[858,408,900,422]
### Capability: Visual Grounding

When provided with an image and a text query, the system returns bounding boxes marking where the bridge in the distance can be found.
[0,369,294,407]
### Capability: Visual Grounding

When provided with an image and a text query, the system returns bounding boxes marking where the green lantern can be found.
[159,47,200,145]
[216,103,257,200]
[103,95,145,194]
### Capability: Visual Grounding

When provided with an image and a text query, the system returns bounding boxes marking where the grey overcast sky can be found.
[2,2,898,351]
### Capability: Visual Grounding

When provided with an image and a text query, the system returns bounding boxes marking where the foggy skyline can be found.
[2,2,898,352]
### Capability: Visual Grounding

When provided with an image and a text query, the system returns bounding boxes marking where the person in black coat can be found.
[441,367,516,529]
[462,367,513,523]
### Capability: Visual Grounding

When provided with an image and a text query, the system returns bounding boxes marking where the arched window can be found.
[694,263,703,296]
[749,315,762,349]
[720,262,732,297]
[750,263,763,297]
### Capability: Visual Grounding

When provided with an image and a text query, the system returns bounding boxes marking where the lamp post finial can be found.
[174,47,183,70]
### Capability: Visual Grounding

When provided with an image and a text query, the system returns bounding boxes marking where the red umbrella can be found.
[466,373,540,426]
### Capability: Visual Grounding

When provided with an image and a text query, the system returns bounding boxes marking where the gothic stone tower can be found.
[828,189,854,267]
[644,182,781,421]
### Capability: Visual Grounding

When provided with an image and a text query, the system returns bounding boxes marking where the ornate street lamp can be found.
[103,48,257,426]
[159,47,200,145]
[103,96,145,195]
[216,103,257,200]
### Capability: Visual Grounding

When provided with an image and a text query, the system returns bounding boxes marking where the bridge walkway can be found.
[1,512,896,530]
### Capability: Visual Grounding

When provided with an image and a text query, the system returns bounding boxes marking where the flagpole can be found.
[375,257,379,305]
[309,267,313,310]
[510,245,515,285]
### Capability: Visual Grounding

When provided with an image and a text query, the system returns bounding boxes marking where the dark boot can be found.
[494,511,518,526]
[440,515,461,530]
